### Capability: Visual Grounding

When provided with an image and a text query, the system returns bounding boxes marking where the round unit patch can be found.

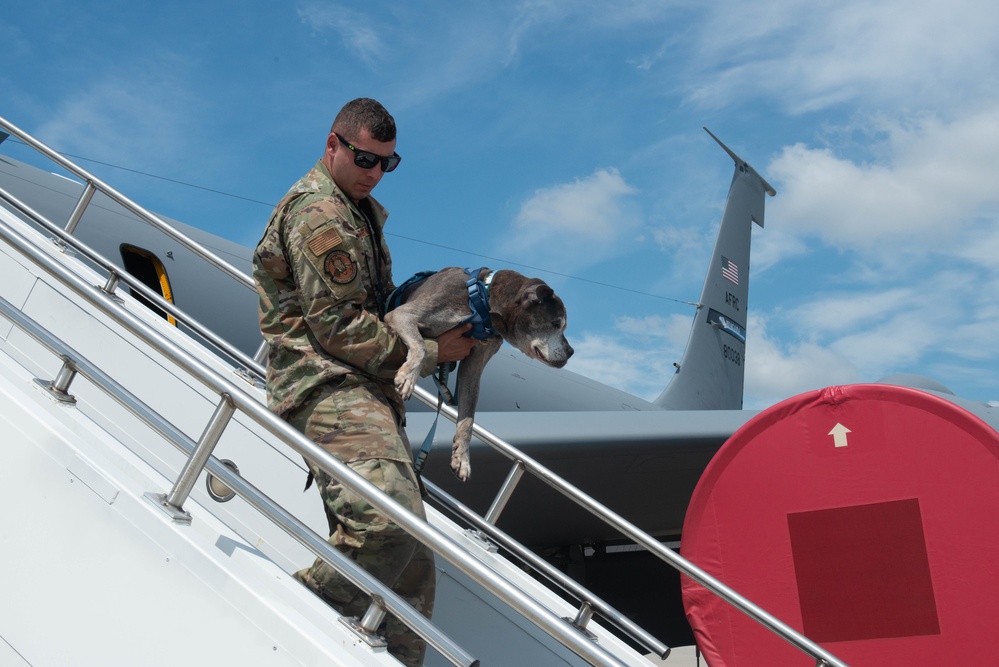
[325,250,357,284]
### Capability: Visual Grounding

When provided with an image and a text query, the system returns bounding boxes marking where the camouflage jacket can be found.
[252,160,438,417]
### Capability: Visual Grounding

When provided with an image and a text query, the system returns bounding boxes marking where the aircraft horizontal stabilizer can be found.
[703,127,776,199]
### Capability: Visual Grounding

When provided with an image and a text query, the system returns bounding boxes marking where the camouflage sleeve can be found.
[285,197,438,379]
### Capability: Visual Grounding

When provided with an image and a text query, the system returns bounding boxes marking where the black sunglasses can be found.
[335,133,401,173]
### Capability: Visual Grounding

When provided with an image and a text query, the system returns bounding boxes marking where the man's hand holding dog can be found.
[436,323,478,364]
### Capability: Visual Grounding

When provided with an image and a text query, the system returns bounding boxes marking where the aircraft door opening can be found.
[120,244,176,326]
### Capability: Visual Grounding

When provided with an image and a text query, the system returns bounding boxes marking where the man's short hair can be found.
[330,98,396,143]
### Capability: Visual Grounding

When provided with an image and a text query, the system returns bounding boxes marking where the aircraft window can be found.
[120,244,176,326]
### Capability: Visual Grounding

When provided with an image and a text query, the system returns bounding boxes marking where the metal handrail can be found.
[0,210,633,667]
[0,182,262,378]
[0,290,476,667]
[0,115,252,292]
[0,114,846,666]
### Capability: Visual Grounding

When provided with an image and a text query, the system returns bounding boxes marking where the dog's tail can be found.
[653,129,775,411]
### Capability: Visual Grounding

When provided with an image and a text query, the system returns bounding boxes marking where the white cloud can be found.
[291,4,533,110]
[685,0,999,113]
[746,264,999,406]
[829,311,941,374]
[514,168,637,236]
[508,0,677,56]
[615,314,691,343]
[791,288,917,337]
[750,227,808,275]
[296,3,387,69]
[766,107,999,263]
[566,333,665,401]
[819,270,993,374]
[501,168,640,269]
[652,223,703,255]
[565,313,693,401]
[745,313,859,409]
[34,72,199,170]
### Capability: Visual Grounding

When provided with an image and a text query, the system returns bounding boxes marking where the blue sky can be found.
[3,0,999,409]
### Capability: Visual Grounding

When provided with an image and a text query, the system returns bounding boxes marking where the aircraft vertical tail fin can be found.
[654,129,775,410]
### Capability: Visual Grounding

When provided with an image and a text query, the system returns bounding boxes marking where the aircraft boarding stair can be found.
[0,116,845,667]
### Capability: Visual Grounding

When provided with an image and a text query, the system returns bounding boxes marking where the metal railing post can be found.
[34,356,79,404]
[101,271,120,296]
[484,459,525,525]
[571,601,594,631]
[147,393,236,523]
[253,340,269,365]
[342,600,390,648]
[65,181,96,234]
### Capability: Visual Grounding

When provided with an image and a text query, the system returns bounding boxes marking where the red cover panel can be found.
[680,384,999,666]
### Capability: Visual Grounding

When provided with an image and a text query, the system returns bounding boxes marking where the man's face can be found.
[324,127,397,203]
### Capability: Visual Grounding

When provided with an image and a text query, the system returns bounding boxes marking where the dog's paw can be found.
[451,456,471,482]
[450,441,471,482]
[394,365,419,400]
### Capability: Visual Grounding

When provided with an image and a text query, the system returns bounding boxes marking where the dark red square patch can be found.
[787,498,940,642]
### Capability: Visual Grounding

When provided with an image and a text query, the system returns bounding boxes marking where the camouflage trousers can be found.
[285,376,435,667]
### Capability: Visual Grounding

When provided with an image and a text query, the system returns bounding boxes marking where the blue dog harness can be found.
[385,267,495,339]
[385,270,436,314]
[461,267,496,340]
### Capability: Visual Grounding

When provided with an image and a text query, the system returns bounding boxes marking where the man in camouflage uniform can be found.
[252,98,476,666]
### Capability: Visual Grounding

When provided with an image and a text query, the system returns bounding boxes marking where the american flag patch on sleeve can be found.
[308,229,342,255]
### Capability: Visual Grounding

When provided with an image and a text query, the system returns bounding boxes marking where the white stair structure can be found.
[0,116,845,667]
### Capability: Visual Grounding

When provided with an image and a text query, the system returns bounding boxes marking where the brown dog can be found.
[384,267,573,481]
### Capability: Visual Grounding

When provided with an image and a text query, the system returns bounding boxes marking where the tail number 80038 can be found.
[723,344,742,366]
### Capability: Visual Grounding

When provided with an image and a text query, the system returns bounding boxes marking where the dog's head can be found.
[504,281,573,368]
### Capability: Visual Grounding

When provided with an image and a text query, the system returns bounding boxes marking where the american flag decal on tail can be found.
[721,256,739,285]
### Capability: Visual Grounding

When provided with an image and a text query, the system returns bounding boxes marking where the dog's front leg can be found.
[383,309,426,400]
[451,338,501,481]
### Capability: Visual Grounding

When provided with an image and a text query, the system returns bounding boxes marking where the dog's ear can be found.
[522,282,554,306]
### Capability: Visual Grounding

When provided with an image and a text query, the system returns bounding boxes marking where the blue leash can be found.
[414,363,454,474]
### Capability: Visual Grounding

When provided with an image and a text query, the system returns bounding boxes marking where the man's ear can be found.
[321,133,338,173]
